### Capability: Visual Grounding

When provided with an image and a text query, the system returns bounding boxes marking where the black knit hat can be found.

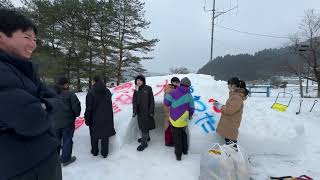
[180,77,191,87]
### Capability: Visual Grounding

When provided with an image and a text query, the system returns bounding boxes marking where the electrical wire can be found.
[216,25,290,39]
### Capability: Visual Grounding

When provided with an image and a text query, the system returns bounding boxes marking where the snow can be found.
[65,74,320,180]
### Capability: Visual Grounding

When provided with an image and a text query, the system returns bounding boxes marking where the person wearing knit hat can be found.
[180,77,191,87]
[163,77,181,147]
[164,77,194,161]
[132,75,156,151]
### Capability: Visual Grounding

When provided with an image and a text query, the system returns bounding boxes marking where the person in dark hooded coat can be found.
[51,77,81,166]
[132,75,155,151]
[0,9,63,180]
[84,75,116,158]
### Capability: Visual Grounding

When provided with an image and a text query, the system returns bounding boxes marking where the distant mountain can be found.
[197,47,301,81]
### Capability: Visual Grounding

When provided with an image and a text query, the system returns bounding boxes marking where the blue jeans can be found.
[56,124,75,163]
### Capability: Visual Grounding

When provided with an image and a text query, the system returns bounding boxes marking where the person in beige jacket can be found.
[213,77,249,146]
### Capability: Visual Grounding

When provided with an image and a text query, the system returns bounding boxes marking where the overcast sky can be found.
[12,0,320,73]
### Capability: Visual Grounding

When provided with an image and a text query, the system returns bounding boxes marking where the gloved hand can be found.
[213,100,223,110]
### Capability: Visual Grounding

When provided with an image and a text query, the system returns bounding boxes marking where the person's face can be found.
[0,29,37,60]
[172,81,180,86]
[228,84,237,91]
[63,83,69,90]
[136,79,143,87]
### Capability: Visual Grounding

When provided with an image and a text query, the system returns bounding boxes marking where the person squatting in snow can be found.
[0,8,63,180]
[85,75,116,158]
[163,77,181,147]
[164,77,195,161]
[51,77,81,167]
[132,75,156,151]
[213,77,249,148]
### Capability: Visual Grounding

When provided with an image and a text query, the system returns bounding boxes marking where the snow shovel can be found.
[309,100,318,112]
[296,99,303,115]
[271,92,293,112]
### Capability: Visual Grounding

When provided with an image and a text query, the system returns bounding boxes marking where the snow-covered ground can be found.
[65,74,320,180]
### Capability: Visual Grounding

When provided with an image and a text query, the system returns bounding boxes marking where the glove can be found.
[213,100,223,110]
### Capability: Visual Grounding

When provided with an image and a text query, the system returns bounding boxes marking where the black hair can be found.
[56,77,69,86]
[227,77,250,96]
[0,8,37,37]
[54,77,69,94]
[134,75,146,85]
[93,75,102,83]
[170,77,180,84]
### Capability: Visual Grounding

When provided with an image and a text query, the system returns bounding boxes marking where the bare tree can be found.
[170,67,191,74]
[287,9,320,97]
[0,0,14,8]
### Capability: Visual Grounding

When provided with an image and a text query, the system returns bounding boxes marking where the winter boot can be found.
[137,144,148,151]
[62,156,76,167]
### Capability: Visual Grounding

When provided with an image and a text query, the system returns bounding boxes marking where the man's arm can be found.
[0,88,51,137]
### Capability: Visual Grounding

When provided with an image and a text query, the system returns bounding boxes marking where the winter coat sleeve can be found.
[221,94,242,116]
[164,93,173,107]
[31,62,63,113]
[84,91,94,126]
[132,90,138,115]
[70,92,81,118]
[36,77,63,113]
[0,88,51,137]
[148,87,155,115]
[189,94,195,117]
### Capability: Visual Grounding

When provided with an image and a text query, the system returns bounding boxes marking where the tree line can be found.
[1,0,158,91]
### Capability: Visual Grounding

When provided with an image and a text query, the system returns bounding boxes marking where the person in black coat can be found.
[84,75,116,158]
[51,77,81,166]
[0,9,63,180]
[132,75,155,151]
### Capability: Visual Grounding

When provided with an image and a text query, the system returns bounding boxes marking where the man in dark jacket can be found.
[0,9,63,180]
[52,77,81,166]
[84,76,116,158]
[132,75,155,151]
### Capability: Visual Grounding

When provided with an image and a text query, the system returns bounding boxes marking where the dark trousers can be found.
[140,130,150,146]
[9,152,62,180]
[172,127,188,158]
[91,137,109,156]
[55,124,75,163]
[165,126,174,145]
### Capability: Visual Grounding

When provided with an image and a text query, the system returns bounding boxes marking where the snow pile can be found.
[69,74,320,179]
[76,74,308,157]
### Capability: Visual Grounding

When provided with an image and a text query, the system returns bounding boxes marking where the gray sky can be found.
[12,0,320,73]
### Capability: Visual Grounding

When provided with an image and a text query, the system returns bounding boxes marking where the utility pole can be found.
[206,1,238,61]
[209,0,216,62]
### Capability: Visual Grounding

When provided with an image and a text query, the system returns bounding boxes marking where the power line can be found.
[216,25,290,39]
